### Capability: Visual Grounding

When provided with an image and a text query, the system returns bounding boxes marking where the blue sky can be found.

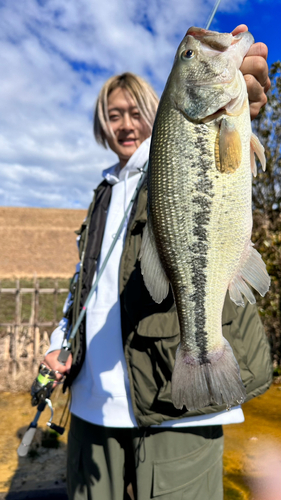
[0,0,279,209]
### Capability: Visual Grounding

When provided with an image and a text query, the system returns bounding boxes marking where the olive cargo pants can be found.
[67,414,224,500]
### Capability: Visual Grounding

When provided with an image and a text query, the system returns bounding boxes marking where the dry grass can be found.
[0,207,87,278]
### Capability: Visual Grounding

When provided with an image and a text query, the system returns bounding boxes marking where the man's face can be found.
[106,87,151,168]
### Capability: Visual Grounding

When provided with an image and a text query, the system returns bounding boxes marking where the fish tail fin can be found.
[171,339,246,411]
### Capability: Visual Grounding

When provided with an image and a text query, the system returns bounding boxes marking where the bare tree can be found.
[252,61,281,367]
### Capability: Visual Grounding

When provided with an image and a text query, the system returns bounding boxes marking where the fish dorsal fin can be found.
[139,222,170,304]
[216,118,242,174]
[250,132,266,176]
[228,243,270,306]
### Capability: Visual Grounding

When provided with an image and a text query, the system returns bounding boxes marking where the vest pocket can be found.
[152,437,223,498]
[137,309,180,338]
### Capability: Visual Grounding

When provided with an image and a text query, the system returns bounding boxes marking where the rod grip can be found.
[17,425,37,457]
[57,348,71,364]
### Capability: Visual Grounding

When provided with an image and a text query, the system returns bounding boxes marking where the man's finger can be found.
[249,101,266,120]
[243,42,268,61]
[232,25,248,36]
[43,359,68,377]
[65,353,73,374]
[240,55,269,88]
[231,28,268,62]
[244,74,267,104]
[264,77,271,94]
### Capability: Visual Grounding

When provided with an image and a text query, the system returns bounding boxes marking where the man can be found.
[45,25,272,500]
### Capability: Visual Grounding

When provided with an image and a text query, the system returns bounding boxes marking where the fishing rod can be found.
[205,0,222,29]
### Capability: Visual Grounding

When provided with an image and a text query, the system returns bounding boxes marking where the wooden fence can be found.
[0,280,68,390]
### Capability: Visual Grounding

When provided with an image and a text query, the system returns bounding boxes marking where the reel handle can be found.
[47,422,65,435]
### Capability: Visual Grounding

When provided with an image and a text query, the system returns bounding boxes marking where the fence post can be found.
[0,280,69,387]
[12,278,21,378]
[33,277,39,370]
[54,279,58,329]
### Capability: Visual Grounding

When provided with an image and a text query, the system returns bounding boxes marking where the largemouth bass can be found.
[140,27,270,411]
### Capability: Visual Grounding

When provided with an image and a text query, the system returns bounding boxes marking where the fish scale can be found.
[140,27,270,411]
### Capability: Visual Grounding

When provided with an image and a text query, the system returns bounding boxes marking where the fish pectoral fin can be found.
[228,243,270,306]
[250,132,266,175]
[139,222,169,304]
[216,118,242,174]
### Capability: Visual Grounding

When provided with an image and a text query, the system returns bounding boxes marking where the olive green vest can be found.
[68,180,272,427]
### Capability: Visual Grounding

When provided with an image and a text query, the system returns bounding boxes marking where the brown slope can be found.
[0,207,87,278]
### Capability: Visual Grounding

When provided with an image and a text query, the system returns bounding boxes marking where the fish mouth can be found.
[185,26,248,52]
[185,27,233,51]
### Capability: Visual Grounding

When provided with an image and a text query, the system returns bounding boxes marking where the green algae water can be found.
[0,384,280,498]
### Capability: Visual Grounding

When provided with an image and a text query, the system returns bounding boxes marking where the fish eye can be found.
[182,49,195,60]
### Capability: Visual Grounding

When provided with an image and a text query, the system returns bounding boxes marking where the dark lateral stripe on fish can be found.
[190,129,213,363]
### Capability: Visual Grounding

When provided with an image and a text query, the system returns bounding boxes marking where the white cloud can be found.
[0,0,245,208]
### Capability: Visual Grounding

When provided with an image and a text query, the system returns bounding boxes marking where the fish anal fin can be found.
[250,132,266,173]
[216,118,242,174]
[228,243,270,306]
[139,222,169,304]
[228,281,245,307]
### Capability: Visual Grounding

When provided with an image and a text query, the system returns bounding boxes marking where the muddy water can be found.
[223,383,281,500]
[0,386,70,495]
[0,384,281,499]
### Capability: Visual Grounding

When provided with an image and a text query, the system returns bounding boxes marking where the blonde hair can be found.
[94,72,159,148]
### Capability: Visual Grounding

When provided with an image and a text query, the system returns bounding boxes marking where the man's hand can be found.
[43,350,72,387]
[232,24,271,120]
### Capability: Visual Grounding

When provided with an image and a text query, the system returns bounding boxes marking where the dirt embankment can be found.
[0,207,87,278]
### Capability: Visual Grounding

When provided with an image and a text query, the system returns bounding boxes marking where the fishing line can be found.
[205,0,222,29]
